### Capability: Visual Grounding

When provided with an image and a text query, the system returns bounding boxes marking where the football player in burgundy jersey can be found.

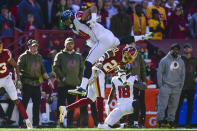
[61,5,152,96]
[0,40,32,129]
[59,45,140,127]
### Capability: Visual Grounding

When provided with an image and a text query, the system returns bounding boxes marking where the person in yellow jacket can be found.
[131,4,149,36]
[148,9,165,40]
[146,0,167,21]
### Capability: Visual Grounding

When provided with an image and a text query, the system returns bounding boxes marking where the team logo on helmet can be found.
[61,10,74,21]
[122,46,138,64]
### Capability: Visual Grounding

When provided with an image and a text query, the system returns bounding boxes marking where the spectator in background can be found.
[0,5,15,36]
[160,0,170,19]
[17,0,43,30]
[24,14,36,31]
[72,0,81,12]
[167,5,187,39]
[104,0,118,29]
[42,49,53,74]
[165,0,177,11]
[7,0,21,27]
[40,72,58,124]
[175,43,197,128]
[53,37,84,128]
[131,4,149,36]
[97,0,109,28]
[188,10,197,38]
[17,39,54,128]
[157,43,185,128]
[110,6,132,38]
[146,0,167,25]
[57,0,70,30]
[141,0,148,15]
[125,0,136,15]
[39,0,58,29]
[148,9,165,40]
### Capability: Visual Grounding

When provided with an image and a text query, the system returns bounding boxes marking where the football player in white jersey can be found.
[61,5,152,96]
[99,66,147,129]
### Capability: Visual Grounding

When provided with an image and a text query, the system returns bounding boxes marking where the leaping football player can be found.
[61,4,152,96]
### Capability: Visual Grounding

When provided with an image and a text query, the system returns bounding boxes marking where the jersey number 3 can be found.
[118,85,130,98]
[0,63,7,74]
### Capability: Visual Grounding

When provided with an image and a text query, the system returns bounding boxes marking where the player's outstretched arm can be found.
[133,81,147,90]
[81,5,97,21]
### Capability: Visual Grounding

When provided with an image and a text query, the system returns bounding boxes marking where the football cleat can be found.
[25,119,33,129]
[97,123,111,129]
[68,87,86,96]
[59,106,67,123]
[141,32,153,40]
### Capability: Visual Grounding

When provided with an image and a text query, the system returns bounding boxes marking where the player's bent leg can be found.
[59,97,93,123]
[14,99,32,129]
[105,107,123,127]
[96,97,104,124]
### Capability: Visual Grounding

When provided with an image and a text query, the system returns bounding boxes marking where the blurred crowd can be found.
[0,0,197,39]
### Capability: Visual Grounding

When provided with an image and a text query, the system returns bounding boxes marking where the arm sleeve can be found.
[17,54,25,74]
[139,54,147,82]
[180,61,185,88]
[157,59,165,88]
[53,53,64,80]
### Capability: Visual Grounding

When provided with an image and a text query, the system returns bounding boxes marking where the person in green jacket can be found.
[17,39,53,128]
[175,43,197,128]
[53,37,84,127]
[125,42,147,128]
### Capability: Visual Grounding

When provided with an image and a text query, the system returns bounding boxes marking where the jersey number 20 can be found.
[118,85,130,98]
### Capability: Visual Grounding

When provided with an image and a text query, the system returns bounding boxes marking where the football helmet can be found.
[61,10,74,21]
[122,46,138,64]
[61,10,74,28]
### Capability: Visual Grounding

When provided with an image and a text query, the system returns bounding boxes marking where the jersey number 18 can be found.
[118,85,130,98]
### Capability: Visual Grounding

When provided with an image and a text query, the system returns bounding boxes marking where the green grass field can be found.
[0,128,197,131]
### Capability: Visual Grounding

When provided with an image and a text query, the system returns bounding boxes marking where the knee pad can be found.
[84,61,93,79]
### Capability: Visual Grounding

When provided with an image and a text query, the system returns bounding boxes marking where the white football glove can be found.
[87,13,97,28]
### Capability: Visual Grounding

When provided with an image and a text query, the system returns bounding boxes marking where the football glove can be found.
[87,13,97,28]
[16,80,22,89]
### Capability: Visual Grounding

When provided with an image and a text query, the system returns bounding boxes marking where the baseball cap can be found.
[1,5,8,10]
[184,43,192,48]
[27,39,39,46]
[170,43,181,50]
[65,37,74,44]
[48,72,56,78]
